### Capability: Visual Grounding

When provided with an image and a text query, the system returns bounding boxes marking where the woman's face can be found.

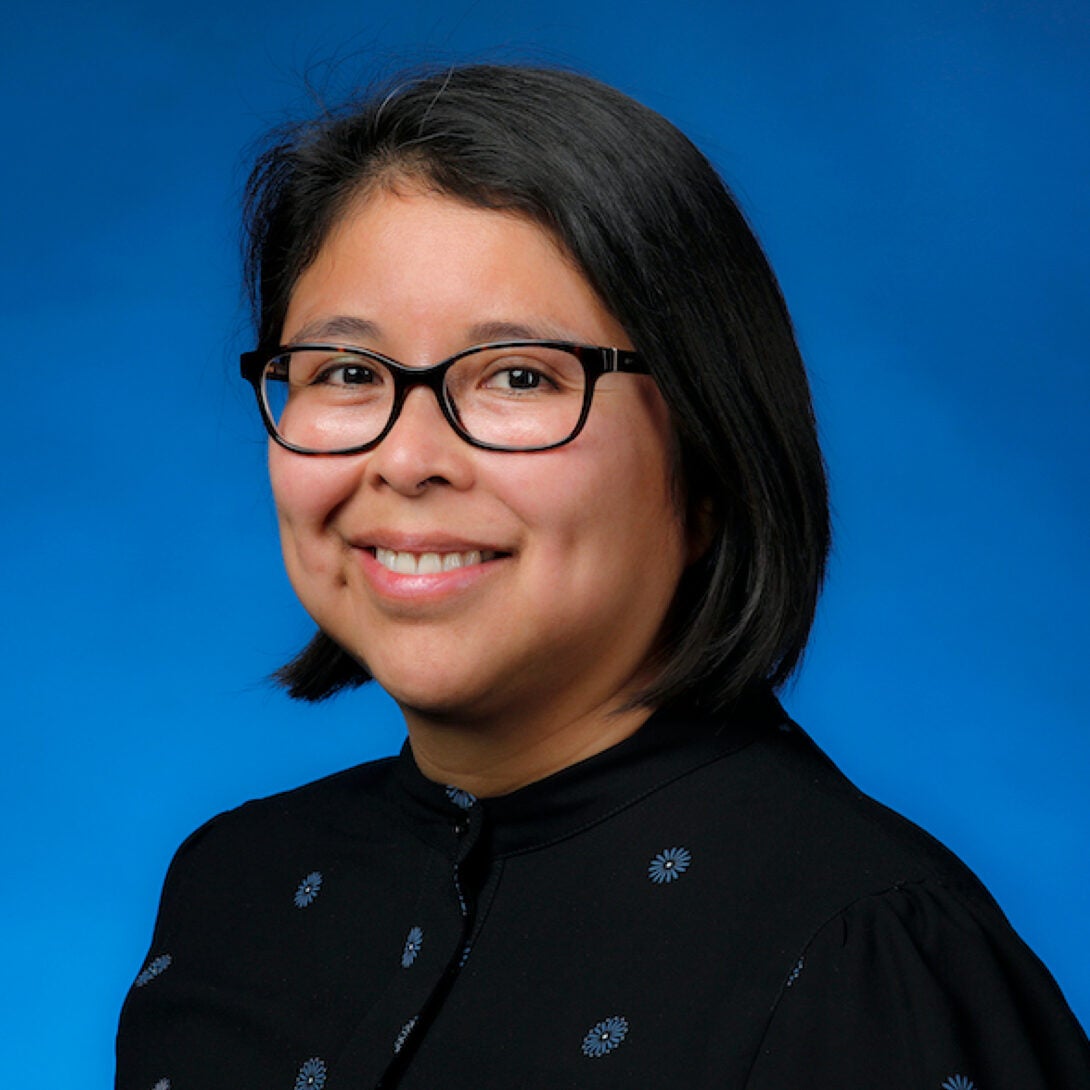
[271,185,692,727]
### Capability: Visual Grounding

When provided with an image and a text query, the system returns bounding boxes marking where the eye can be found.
[283,349,390,398]
[477,354,568,395]
[312,358,381,386]
[490,365,549,391]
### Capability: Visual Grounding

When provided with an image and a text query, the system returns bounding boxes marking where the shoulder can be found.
[744,876,1090,1088]
[133,753,412,983]
[686,709,1090,1086]
[687,712,996,918]
[159,754,403,895]
[117,754,412,1082]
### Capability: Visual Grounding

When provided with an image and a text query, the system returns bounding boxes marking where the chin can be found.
[369,663,489,722]
[386,661,548,727]
[386,688,490,726]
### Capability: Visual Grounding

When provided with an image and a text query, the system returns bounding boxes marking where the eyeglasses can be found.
[240,340,649,454]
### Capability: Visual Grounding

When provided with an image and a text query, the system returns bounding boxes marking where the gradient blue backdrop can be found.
[3,0,1087,1082]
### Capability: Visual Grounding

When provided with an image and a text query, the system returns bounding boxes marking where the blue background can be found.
[2,0,1087,1081]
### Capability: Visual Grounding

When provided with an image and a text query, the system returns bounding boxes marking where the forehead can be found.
[282,186,631,353]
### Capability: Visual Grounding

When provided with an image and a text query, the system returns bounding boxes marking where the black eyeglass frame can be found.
[240,340,650,454]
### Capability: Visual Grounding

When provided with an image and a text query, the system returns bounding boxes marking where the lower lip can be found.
[355,548,508,603]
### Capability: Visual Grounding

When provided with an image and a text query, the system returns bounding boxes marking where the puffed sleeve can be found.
[115,810,259,1088]
[745,879,1090,1090]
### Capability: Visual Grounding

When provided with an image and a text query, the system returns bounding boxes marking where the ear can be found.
[686,494,718,564]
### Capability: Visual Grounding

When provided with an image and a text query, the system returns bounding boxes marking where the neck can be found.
[403,695,655,798]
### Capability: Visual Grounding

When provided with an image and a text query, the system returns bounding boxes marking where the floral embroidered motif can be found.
[445,784,476,810]
[581,1015,629,1057]
[941,1077,978,1090]
[394,1016,418,1054]
[295,1057,327,1090]
[294,871,323,908]
[134,954,172,987]
[152,1080,171,1090]
[648,847,692,884]
[786,957,804,986]
[402,925,424,968]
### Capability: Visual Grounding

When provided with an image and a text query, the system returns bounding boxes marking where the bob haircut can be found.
[242,63,830,711]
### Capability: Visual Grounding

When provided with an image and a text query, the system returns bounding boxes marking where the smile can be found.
[372,547,502,575]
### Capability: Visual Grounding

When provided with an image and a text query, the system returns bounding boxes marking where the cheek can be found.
[268,447,359,569]
[584,391,682,533]
[270,447,352,521]
[500,408,684,580]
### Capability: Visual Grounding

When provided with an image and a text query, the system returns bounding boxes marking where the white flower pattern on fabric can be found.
[151,1080,171,1090]
[134,954,172,987]
[294,871,323,908]
[445,785,476,810]
[294,1057,327,1089]
[941,1077,978,1090]
[647,846,692,884]
[581,1015,629,1057]
[401,925,424,968]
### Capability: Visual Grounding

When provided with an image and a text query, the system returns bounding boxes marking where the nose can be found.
[363,385,475,495]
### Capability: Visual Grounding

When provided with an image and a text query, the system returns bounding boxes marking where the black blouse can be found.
[115,694,1090,1089]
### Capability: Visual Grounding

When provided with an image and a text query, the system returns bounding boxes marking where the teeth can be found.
[374,547,495,574]
[417,553,442,574]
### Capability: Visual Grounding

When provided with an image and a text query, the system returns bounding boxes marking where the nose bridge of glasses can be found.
[384,357,462,439]
[390,355,455,402]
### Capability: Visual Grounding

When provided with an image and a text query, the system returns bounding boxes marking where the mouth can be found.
[369,547,506,575]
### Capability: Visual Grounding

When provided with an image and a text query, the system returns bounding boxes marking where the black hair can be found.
[243,63,830,711]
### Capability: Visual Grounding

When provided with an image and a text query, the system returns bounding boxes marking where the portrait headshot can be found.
[2,2,1087,1086]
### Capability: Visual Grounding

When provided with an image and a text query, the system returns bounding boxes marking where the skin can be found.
[270,184,696,796]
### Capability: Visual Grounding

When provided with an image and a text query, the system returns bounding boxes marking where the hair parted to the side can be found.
[243,63,830,711]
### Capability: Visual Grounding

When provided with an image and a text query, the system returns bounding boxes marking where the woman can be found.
[115,65,1089,1088]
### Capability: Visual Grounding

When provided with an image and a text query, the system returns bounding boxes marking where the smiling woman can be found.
[114,65,1089,1089]
[267,187,688,775]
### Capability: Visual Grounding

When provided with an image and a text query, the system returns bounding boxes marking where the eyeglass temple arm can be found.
[240,351,265,383]
[606,348,650,374]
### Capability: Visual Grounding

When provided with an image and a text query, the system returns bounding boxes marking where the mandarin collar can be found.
[393,689,785,857]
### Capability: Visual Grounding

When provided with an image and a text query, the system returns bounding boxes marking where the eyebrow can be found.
[465,319,576,343]
[284,315,582,349]
[287,315,380,343]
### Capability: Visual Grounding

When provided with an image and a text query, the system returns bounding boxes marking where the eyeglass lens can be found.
[262,345,588,452]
